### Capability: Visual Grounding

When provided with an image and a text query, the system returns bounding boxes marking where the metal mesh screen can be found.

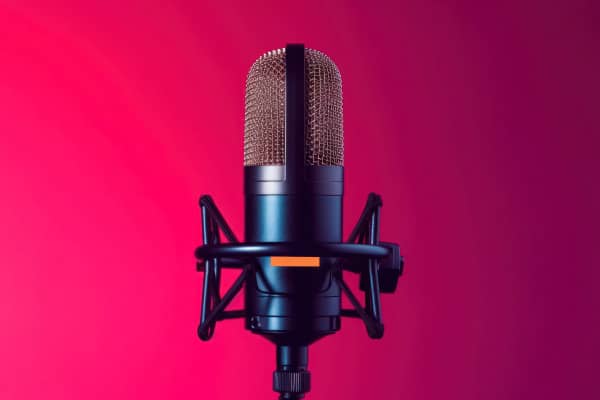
[244,48,344,166]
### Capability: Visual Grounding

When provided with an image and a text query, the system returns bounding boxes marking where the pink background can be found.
[1,1,598,399]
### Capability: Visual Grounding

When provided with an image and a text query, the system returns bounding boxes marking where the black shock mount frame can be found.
[195,192,400,341]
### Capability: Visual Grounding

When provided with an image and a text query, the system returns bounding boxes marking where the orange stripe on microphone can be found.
[270,256,320,267]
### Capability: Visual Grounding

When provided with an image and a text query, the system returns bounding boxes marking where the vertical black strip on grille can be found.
[284,43,305,188]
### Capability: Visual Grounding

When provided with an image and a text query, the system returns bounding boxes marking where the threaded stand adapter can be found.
[273,345,311,399]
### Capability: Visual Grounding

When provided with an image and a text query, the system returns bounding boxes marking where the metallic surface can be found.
[244,48,344,166]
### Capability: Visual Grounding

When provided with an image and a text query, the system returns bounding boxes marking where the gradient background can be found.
[1,1,598,399]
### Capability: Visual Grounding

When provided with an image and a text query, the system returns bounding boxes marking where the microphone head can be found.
[244,47,344,167]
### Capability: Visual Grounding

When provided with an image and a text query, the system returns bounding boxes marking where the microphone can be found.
[195,44,404,400]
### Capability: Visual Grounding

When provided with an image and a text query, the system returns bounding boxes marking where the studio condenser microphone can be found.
[195,44,404,399]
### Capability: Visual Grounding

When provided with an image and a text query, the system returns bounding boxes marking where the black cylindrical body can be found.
[244,172,343,345]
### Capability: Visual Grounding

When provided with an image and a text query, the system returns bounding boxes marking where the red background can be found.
[1,1,598,399]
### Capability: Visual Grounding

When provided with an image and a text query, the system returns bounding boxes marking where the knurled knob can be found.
[273,370,311,394]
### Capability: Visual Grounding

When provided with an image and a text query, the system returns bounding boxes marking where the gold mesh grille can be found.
[244,48,344,166]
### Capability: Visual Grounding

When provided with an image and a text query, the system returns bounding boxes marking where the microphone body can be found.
[243,45,344,350]
[244,167,343,345]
